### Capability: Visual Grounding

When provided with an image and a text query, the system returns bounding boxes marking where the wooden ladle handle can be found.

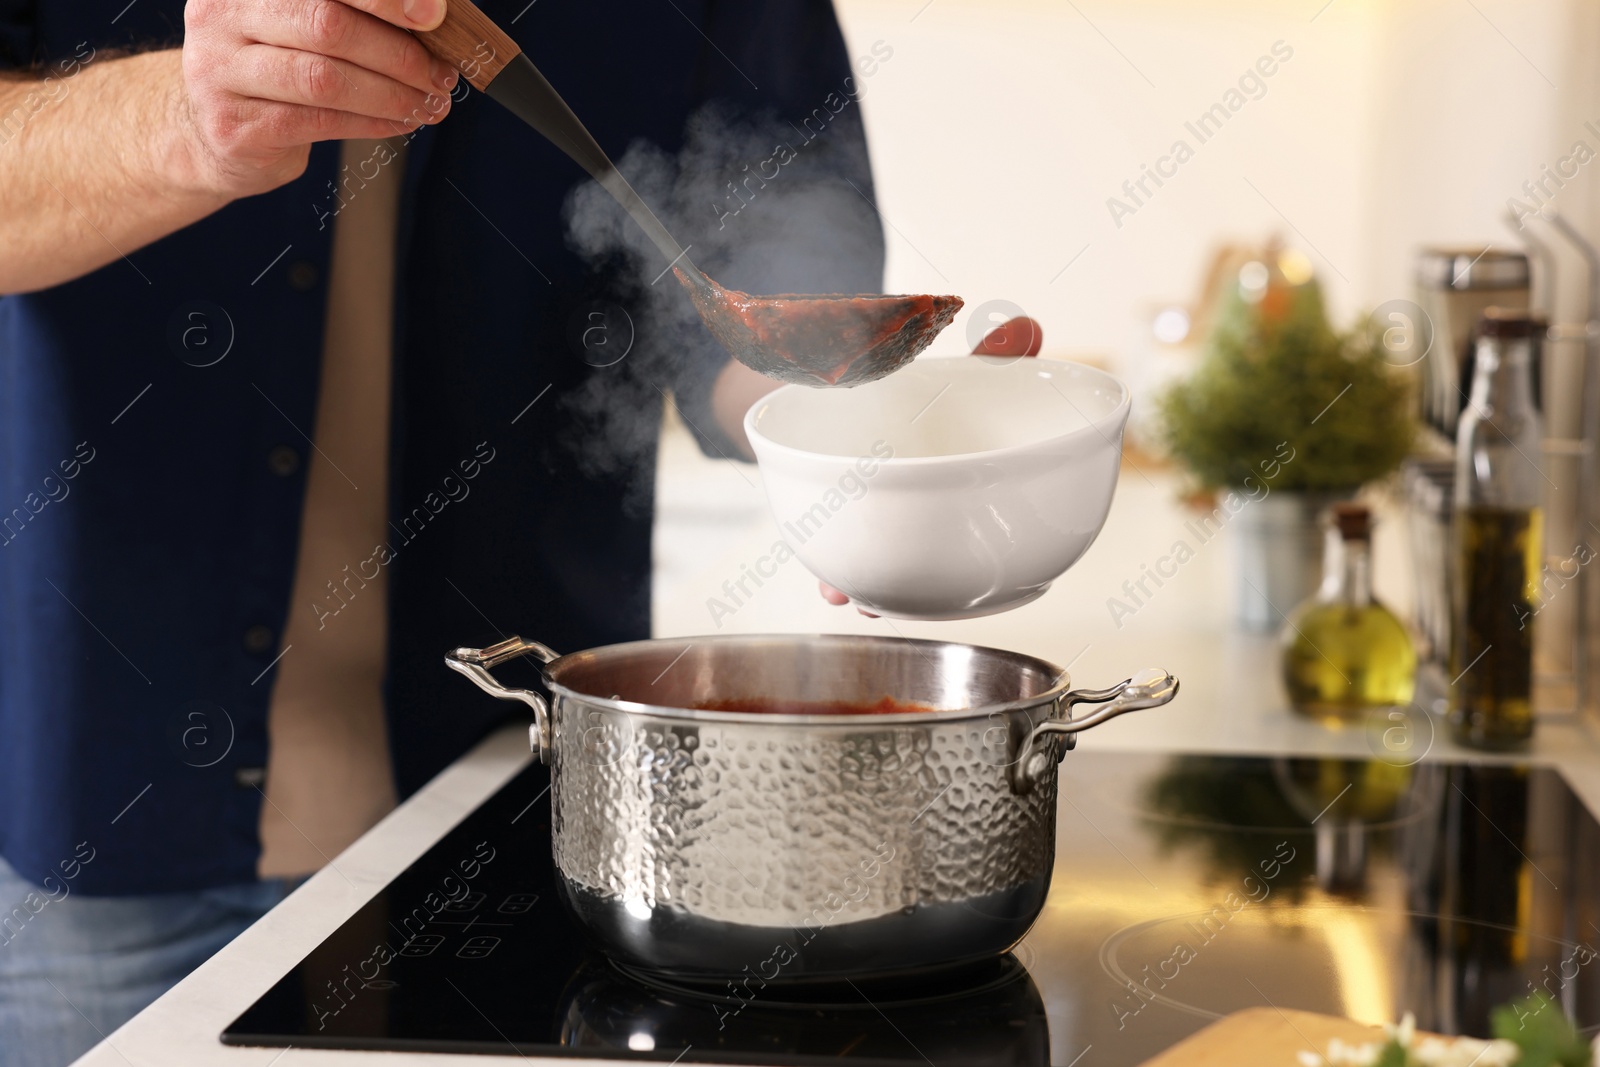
[413,0,522,91]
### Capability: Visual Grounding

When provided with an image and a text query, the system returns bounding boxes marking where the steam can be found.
[558,99,882,510]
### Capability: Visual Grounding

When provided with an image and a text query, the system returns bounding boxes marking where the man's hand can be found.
[0,0,466,292]
[179,0,459,196]
[819,314,1044,614]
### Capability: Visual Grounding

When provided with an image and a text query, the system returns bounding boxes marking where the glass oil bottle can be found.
[1450,309,1544,750]
[1282,504,1417,724]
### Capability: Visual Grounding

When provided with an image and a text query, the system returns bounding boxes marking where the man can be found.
[0,1,881,1062]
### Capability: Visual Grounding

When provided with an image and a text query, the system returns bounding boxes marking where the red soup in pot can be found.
[691,696,939,716]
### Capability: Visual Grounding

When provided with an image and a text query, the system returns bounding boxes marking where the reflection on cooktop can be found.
[565,956,1048,1063]
[223,752,1600,1064]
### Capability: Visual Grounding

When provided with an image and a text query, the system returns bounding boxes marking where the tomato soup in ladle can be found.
[677,270,964,388]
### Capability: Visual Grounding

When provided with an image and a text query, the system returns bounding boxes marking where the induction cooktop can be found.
[223,750,1600,1064]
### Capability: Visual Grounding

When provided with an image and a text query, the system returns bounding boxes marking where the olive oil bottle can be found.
[1450,309,1545,750]
[1282,504,1417,723]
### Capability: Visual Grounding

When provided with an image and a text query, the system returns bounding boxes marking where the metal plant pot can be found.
[1230,490,1348,631]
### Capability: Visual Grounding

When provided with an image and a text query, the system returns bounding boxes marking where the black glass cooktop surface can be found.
[223,751,1600,1064]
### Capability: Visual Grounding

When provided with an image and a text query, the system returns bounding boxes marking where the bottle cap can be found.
[1416,247,1529,291]
[1477,307,1547,339]
[1329,502,1372,541]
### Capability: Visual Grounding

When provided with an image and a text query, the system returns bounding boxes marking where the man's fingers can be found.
[243,100,426,148]
[246,0,455,96]
[233,44,449,125]
[972,315,1043,356]
[179,0,456,196]
[330,0,448,32]
[314,107,430,141]
[818,582,881,617]
[819,582,850,606]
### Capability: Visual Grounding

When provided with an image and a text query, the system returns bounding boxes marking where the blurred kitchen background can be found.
[650,0,1600,756]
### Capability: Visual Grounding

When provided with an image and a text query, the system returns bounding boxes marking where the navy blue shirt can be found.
[0,0,883,894]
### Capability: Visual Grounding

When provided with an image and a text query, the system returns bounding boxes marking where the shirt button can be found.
[286,261,319,291]
[243,625,275,654]
[266,445,300,476]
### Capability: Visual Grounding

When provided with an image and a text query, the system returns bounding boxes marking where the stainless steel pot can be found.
[445,633,1177,982]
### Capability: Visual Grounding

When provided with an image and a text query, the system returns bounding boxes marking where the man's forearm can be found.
[0,49,229,295]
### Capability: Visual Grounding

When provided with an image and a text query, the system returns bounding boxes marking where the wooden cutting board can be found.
[1137,1007,1396,1066]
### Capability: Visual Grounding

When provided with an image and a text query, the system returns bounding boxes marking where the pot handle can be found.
[445,636,561,764]
[1010,668,1179,794]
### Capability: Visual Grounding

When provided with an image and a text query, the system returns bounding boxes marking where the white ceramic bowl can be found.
[744,356,1131,620]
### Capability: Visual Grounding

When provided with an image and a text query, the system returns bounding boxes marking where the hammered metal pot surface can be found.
[445,633,1176,982]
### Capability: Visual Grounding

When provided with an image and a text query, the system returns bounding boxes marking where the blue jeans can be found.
[0,856,294,1067]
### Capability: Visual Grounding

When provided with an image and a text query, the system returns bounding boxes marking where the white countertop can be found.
[71,725,555,1067]
[74,431,1600,1066]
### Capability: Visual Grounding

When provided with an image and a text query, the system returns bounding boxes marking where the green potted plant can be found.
[1160,250,1414,629]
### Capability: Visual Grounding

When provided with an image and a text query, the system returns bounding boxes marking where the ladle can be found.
[414,1,962,387]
